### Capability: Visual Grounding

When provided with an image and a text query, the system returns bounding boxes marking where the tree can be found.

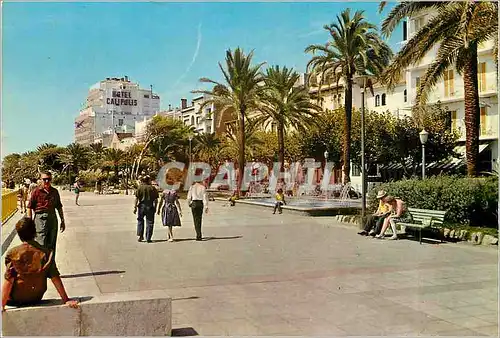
[89,142,105,169]
[60,143,90,180]
[193,133,226,171]
[193,48,265,195]
[36,143,65,173]
[222,118,265,164]
[256,65,320,173]
[132,116,194,178]
[380,1,498,176]
[305,9,393,183]
[103,148,125,177]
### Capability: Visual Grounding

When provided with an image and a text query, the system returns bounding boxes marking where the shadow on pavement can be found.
[174,236,243,242]
[172,296,200,301]
[61,270,125,279]
[172,327,199,336]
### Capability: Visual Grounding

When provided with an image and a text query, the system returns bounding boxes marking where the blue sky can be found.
[2,1,401,157]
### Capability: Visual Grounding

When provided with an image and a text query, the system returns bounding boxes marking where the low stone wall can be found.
[2,292,172,336]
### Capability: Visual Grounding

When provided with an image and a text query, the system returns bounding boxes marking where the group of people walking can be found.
[3,172,77,311]
[134,176,209,243]
[358,190,412,240]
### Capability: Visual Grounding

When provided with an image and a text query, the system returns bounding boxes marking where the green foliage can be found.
[370,176,498,227]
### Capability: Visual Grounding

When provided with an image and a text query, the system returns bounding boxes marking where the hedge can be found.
[369,175,498,227]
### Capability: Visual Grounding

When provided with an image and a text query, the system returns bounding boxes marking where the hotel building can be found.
[74,76,160,145]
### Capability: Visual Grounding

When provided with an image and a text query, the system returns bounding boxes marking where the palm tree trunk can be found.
[342,76,353,184]
[237,111,246,196]
[277,121,285,173]
[463,47,480,177]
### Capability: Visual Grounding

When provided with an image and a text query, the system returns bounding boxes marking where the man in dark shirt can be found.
[134,176,159,243]
[27,172,66,257]
[2,217,78,311]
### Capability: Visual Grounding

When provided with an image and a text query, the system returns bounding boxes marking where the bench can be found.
[394,208,447,244]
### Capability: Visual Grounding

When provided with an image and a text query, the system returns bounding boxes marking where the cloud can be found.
[172,22,202,88]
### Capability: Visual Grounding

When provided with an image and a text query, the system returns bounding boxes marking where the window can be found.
[416,77,421,89]
[446,111,457,131]
[190,116,194,125]
[207,126,211,133]
[480,107,487,135]
[404,89,407,102]
[375,95,380,107]
[144,94,150,98]
[478,62,486,92]
[402,20,408,41]
[196,116,200,125]
[118,119,124,126]
[381,93,386,106]
[414,17,425,32]
[444,69,454,97]
[352,164,361,177]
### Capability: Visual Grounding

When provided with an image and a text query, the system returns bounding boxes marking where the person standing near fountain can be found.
[273,188,287,214]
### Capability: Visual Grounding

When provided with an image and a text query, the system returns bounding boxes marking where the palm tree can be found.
[60,143,90,176]
[89,142,105,169]
[257,65,320,172]
[380,1,498,176]
[305,9,393,183]
[193,133,226,171]
[103,148,125,176]
[193,48,265,195]
[224,118,265,162]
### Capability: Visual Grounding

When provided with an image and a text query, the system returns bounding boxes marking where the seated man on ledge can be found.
[2,217,78,311]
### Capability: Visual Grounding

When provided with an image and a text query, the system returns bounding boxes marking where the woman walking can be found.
[73,177,82,206]
[157,187,182,242]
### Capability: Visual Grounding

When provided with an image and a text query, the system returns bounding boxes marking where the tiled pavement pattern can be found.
[6,192,498,336]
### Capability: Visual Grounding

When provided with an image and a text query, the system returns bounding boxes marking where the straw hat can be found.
[376,190,387,199]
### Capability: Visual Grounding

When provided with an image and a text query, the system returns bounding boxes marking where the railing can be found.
[2,189,18,224]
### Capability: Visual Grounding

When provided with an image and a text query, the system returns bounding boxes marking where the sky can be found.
[1,1,401,157]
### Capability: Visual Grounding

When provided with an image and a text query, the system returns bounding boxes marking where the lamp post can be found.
[355,75,368,218]
[419,129,429,179]
[188,136,193,164]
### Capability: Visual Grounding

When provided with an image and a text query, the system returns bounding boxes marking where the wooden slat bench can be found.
[394,208,447,244]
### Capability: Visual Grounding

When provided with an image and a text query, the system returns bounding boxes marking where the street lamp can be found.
[355,75,369,218]
[188,136,193,164]
[419,129,429,179]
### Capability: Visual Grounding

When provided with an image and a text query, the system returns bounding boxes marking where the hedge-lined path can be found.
[15,191,497,336]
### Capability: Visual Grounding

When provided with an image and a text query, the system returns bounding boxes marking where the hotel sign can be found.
[107,91,138,106]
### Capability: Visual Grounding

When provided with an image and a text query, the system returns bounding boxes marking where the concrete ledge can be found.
[2,291,172,336]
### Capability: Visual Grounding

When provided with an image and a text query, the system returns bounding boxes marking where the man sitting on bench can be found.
[2,218,78,311]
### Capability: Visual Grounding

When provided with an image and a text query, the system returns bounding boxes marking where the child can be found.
[2,218,78,311]
[273,188,286,214]
[228,191,237,206]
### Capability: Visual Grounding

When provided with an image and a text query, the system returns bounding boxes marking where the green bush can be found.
[369,175,498,227]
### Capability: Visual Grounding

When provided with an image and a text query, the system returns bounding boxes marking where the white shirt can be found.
[187,183,208,209]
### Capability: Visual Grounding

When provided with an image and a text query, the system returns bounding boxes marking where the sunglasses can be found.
[42,178,52,182]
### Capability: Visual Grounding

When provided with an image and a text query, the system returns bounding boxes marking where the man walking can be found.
[187,180,209,241]
[134,176,159,243]
[27,172,66,257]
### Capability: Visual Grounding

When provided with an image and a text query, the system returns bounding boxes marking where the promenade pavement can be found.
[3,191,498,336]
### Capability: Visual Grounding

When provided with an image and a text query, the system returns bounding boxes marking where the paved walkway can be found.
[4,192,498,336]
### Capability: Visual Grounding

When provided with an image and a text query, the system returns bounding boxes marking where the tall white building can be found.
[75,76,160,145]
